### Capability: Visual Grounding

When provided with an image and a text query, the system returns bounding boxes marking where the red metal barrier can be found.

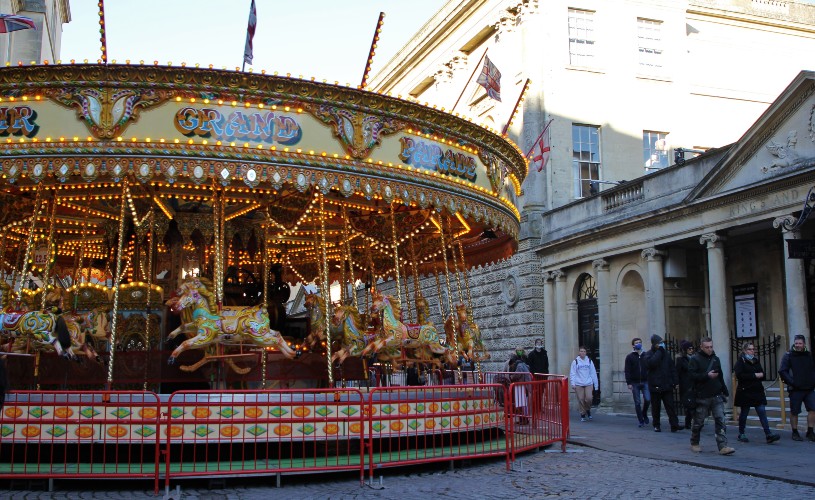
[505,376,569,466]
[364,384,507,481]
[162,388,366,488]
[0,375,569,490]
[0,390,162,493]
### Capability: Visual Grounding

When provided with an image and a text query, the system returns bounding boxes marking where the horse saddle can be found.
[1,310,26,330]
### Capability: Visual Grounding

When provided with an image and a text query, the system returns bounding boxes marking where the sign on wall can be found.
[732,283,758,338]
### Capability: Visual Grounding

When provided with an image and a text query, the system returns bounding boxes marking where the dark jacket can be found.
[688,350,729,398]
[779,348,815,391]
[0,356,7,409]
[675,354,692,396]
[624,350,648,385]
[645,346,676,392]
[527,348,549,374]
[734,355,767,407]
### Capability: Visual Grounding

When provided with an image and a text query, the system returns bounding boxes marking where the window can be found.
[643,131,669,171]
[572,124,601,198]
[568,9,596,67]
[637,18,663,71]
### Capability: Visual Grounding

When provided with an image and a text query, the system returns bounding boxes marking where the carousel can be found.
[0,64,537,482]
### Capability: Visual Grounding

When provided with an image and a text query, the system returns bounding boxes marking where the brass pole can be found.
[107,179,129,388]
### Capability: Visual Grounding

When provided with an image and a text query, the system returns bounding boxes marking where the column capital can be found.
[550,269,566,281]
[700,233,726,248]
[773,215,799,234]
[641,248,666,261]
[592,258,610,272]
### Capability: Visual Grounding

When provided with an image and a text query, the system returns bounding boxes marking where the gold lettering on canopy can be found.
[398,136,477,181]
[173,107,302,145]
[0,106,39,137]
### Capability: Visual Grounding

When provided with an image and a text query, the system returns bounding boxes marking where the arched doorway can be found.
[577,273,600,405]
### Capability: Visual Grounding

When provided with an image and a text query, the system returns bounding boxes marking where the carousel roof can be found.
[0,64,527,283]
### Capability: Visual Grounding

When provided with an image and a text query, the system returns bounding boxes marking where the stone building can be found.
[368,0,815,403]
[0,0,71,66]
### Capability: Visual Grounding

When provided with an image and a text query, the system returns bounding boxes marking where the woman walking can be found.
[569,347,598,422]
[734,342,781,444]
[676,340,695,429]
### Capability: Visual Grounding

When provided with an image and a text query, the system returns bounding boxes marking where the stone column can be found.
[543,271,556,371]
[700,233,730,389]
[553,270,569,375]
[773,216,811,341]
[593,259,613,404]
[641,248,667,340]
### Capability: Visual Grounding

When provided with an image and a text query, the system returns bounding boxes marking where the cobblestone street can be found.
[3,438,814,499]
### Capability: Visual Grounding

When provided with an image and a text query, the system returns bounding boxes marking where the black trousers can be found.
[651,389,679,430]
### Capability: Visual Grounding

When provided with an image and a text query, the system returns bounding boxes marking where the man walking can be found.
[527,338,549,375]
[688,337,735,455]
[645,334,680,432]
[624,337,650,427]
[779,334,815,442]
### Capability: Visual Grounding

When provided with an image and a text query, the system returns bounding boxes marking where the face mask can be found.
[658,342,665,349]
[516,350,524,357]
[744,354,754,360]
[634,343,642,350]
[535,345,542,351]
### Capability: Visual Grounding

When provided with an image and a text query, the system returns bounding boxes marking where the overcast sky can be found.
[60,0,447,85]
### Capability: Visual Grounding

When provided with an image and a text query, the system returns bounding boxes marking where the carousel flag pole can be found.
[451,49,488,113]
[98,0,108,63]
[359,12,385,89]
[242,0,257,72]
[501,78,530,135]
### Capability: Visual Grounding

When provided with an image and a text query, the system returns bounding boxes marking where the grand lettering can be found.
[398,137,477,181]
[174,107,302,145]
[0,106,39,137]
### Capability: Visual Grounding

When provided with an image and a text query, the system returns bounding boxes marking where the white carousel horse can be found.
[165,278,296,364]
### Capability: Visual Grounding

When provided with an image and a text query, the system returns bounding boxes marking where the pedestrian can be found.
[405,362,422,386]
[569,346,598,422]
[510,353,531,424]
[778,334,815,442]
[644,334,680,432]
[527,338,549,375]
[688,336,735,455]
[734,341,781,444]
[676,340,694,429]
[624,337,651,428]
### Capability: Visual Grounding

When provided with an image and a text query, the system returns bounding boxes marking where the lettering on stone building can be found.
[728,189,799,217]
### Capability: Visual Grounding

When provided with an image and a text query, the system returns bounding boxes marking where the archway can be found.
[576,273,600,405]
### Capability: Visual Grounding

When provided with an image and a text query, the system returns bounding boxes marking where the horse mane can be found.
[189,278,218,314]
[342,305,361,327]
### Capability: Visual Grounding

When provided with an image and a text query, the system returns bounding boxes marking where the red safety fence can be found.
[0,376,568,491]
[0,391,162,493]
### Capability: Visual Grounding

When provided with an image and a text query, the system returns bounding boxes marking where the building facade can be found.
[0,0,71,65]
[369,0,815,411]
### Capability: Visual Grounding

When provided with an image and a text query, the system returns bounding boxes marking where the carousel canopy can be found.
[0,64,527,284]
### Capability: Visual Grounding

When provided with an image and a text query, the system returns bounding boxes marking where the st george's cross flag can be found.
[526,119,554,173]
[476,55,502,101]
[243,0,257,66]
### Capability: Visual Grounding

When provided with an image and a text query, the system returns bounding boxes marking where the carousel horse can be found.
[445,303,490,361]
[165,278,296,364]
[0,283,110,363]
[304,293,370,364]
[363,289,456,365]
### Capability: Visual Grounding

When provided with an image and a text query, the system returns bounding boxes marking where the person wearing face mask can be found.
[644,334,680,433]
[734,342,780,444]
[527,338,549,375]
[624,338,650,428]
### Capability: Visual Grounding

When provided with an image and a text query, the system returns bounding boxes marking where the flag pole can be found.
[360,12,385,89]
[451,49,488,113]
[525,118,553,158]
[501,78,531,135]
[99,0,108,64]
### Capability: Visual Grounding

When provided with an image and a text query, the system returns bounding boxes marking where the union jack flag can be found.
[476,55,501,101]
[243,0,257,65]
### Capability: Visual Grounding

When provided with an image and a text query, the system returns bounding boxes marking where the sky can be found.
[60,0,448,85]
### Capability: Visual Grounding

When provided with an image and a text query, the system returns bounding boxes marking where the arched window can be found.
[578,273,597,300]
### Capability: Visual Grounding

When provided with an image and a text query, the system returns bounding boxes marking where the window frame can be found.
[637,17,663,72]
[643,130,670,172]
[572,124,602,198]
[568,8,596,67]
